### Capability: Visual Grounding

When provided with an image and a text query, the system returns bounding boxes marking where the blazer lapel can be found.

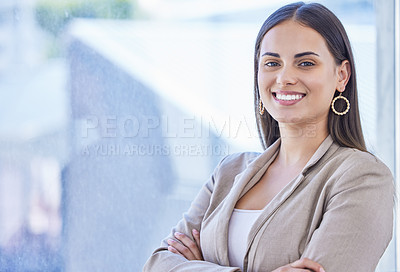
[214,139,281,265]
[244,135,335,270]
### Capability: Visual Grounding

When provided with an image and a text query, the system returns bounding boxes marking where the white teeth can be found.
[276,93,304,101]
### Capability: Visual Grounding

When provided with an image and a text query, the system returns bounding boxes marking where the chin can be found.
[271,114,304,124]
[271,110,320,124]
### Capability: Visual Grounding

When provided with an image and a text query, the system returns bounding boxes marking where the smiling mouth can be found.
[273,92,305,101]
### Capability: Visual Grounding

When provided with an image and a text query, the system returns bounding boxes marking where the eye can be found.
[265,61,280,67]
[299,61,315,67]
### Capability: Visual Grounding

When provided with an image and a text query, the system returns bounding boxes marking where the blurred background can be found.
[0,0,398,271]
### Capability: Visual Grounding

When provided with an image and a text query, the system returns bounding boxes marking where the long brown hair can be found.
[254,2,366,152]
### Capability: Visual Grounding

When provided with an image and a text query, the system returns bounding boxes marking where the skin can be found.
[236,20,351,211]
[168,20,351,272]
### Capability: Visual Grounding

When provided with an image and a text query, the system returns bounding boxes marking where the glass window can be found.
[0,0,397,271]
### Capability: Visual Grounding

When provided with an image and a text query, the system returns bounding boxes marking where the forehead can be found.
[260,20,330,56]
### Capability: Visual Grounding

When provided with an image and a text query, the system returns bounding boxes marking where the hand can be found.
[167,229,203,261]
[272,258,326,272]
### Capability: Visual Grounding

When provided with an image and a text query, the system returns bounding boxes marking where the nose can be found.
[276,66,297,86]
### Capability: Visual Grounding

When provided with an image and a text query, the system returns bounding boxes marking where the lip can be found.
[272,90,306,106]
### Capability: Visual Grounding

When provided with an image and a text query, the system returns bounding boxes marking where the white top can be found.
[228,209,263,270]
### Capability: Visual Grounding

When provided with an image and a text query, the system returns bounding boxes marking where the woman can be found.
[143,2,394,272]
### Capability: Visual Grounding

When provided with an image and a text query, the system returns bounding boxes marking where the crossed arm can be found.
[168,229,326,272]
[143,154,394,272]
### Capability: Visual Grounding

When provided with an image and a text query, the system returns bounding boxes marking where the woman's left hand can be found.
[167,229,204,261]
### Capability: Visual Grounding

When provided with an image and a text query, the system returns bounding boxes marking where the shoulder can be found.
[219,151,261,168]
[318,145,394,199]
[208,151,261,190]
[327,146,392,178]
[214,151,260,176]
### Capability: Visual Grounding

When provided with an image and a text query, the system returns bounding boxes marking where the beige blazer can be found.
[143,136,394,272]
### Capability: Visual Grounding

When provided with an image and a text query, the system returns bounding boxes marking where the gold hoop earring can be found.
[331,92,350,116]
[259,100,265,115]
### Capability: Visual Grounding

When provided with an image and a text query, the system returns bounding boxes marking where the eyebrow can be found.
[261,51,320,58]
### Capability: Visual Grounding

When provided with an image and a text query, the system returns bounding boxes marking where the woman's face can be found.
[258,20,349,126]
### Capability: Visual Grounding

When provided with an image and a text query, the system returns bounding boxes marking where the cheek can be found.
[310,80,336,106]
[318,69,339,90]
[257,71,264,91]
[307,74,335,93]
[257,70,273,90]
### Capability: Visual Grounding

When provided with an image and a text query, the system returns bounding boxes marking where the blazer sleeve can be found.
[301,156,395,272]
[142,155,241,272]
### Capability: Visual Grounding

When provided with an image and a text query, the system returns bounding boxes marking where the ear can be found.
[336,60,351,92]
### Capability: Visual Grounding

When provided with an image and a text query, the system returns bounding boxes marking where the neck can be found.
[276,120,329,167]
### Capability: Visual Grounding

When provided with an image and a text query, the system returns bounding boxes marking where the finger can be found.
[291,259,324,272]
[192,229,203,258]
[174,232,202,260]
[272,264,315,272]
[167,238,195,260]
[291,258,326,272]
[168,246,185,258]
